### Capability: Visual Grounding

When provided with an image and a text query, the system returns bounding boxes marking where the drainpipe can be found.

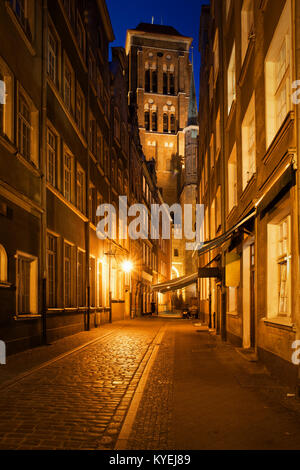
[84,5,90,331]
[219,6,227,342]
[41,0,48,344]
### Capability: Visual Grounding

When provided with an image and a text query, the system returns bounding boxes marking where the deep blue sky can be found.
[106,0,209,103]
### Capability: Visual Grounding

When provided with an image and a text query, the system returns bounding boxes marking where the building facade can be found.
[198,0,300,388]
[0,0,171,354]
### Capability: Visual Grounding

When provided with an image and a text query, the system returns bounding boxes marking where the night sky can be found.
[106,0,210,103]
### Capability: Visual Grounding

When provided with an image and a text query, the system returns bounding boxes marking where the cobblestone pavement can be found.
[0,319,165,450]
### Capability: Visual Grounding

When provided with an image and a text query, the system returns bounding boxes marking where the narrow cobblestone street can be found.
[1,318,300,450]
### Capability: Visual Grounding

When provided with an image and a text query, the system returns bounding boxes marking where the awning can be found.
[152,272,198,293]
[257,164,295,218]
[193,208,257,257]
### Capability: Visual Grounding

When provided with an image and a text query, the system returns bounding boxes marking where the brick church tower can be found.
[126,23,193,205]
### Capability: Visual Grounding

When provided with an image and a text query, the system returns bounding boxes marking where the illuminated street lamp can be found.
[122,260,133,319]
[122,260,133,274]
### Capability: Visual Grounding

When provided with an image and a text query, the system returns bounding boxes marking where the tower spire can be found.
[187,70,198,127]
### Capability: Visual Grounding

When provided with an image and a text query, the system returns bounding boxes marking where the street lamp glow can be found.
[122,260,133,273]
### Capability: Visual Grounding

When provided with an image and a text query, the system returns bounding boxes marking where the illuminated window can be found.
[267,214,291,319]
[241,0,254,63]
[227,44,236,114]
[265,0,291,147]
[17,253,38,315]
[242,94,256,190]
[0,245,8,283]
[0,58,13,140]
[228,145,237,213]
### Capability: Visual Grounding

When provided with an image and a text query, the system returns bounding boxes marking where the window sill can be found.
[0,282,13,289]
[262,317,295,332]
[13,315,41,321]
[5,2,36,56]
[263,111,295,165]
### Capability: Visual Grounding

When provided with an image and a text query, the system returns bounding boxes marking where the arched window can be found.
[163,113,168,133]
[170,74,175,95]
[152,71,157,93]
[163,72,168,95]
[144,111,150,131]
[152,112,157,132]
[0,244,8,283]
[170,114,176,133]
[145,69,150,92]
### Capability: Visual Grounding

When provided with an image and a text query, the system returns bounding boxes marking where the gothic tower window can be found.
[144,111,150,131]
[152,70,157,93]
[163,72,168,95]
[145,69,150,92]
[163,113,168,133]
[170,114,176,133]
[152,111,157,132]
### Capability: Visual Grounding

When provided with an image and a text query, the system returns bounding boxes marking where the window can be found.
[242,94,256,190]
[228,145,237,213]
[170,114,176,134]
[169,73,175,95]
[114,108,120,141]
[76,13,86,59]
[163,113,168,133]
[89,184,96,225]
[211,199,216,238]
[64,150,73,202]
[267,214,291,319]
[89,114,97,156]
[265,0,291,147]
[18,93,31,160]
[76,165,85,213]
[152,112,157,132]
[213,30,219,84]
[226,0,231,18]
[76,84,85,134]
[228,287,237,313]
[227,44,236,114]
[63,0,75,26]
[63,56,74,113]
[241,0,254,63]
[47,27,58,85]
[174,249,179,257]
[77,250,85,307]
[97,126,104,167]
[163,72,168,94]
[210,134,215,169]
[9,0,34,40]
[47,127,57,187]
[0,57,13,140]
[47,234,57,308]
[216,109,221,158]
[216,186,221,231]
[88,50,96,86]
[17,253,38,315]
[145,69,150,92]
[145,111,150,131]
[64,243,73,307]
[0,245,8,283]
[152,71,158,93]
